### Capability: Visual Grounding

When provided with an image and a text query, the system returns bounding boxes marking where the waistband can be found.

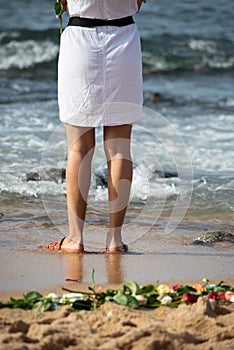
[67,16,134,28]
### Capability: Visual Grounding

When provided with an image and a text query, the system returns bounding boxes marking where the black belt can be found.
[67,16,134,28]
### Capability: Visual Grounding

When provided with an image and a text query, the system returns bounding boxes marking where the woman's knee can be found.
[69,140,95,158]
[103,125,132,161]
[66,126,95,158]
[104,138,131,162]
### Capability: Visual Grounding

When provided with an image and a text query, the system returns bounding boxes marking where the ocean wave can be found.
[0,181,41,198]
[142,51,234,74]
[0,164,179,202]
[0,31,20,42]
[142,36,234,73]
[142,52,178,74]
[203,56,234,69]
[191,176,234,212]
[1,31,233,73]
[219,98,234,107]
[0,39,59,70]
[188,39,218,54]
[1,174,233,213]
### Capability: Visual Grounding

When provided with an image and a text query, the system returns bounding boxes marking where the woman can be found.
[46,0,146,253]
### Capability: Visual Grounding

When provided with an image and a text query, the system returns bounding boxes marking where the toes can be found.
[106,244,128,254]
[45,241,59,250]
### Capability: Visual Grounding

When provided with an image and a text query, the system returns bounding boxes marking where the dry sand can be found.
[0,284,234,350]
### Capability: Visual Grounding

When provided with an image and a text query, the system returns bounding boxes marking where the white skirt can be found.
[58,23,143,127]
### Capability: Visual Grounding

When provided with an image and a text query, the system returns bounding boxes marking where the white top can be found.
[67,0,139,20]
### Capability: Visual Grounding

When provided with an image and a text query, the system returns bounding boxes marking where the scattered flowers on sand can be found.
[0,271,233,313]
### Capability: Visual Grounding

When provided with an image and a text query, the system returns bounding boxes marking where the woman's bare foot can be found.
[45,237,84,253]
[106,244,128,254]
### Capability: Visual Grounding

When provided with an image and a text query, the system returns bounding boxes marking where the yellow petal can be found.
[157,284,171,294]
[193,283,203,293]
[157,309,164,315]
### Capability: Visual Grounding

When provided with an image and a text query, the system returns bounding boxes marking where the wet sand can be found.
[0,247,234,293]
[0,210,233,292]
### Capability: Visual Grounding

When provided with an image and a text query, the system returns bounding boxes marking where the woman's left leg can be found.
[103,124,132,251]
[46,125,95,252]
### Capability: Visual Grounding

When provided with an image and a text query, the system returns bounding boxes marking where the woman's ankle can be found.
[106,228,123,248]
[66,234,83,245]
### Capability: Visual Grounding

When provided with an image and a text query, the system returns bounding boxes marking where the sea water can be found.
[0,0,234,252]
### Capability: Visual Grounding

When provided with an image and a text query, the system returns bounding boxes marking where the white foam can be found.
[142,42,234,73]
[204,56,234,69]
[189,39,217,53]
[0,40,59,70]
[219,98,234,107]
[12,83,30,92]
[142,51,177,73]
[0,31,20,42]
[0,180,40,197]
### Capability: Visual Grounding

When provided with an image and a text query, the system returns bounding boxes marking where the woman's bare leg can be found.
[104,124,132,250]
[62,124,95,250]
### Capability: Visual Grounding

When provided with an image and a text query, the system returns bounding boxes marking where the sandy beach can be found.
[1,211,234,350]
[0,280,234,350]
[0,211,234,350]
[0,191,233,350]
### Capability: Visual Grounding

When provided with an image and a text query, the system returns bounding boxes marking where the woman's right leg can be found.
[62,124,95,250]
[104,124,132,252]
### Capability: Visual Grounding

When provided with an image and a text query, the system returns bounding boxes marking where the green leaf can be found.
[125,295,139,308]
[0,301,5,308]
[32,300,52,314]
[0,301,14,309]
[43,301,53,312]
[113,292,139,308]
[167,300,184,307]
[147,295,159,304]
[216,280,224,287]
[72,300,92,311]
[54,2,63,16]
[176,286,196,295]
[144,302,161,308]
[113,292,128,306]
[106,289,118,296]
[214,285,232,292]
[24,291,43,302]
[123,281,140,295]
[10,298,28,309]
[139,284,155,295]
[105,296,113,302]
